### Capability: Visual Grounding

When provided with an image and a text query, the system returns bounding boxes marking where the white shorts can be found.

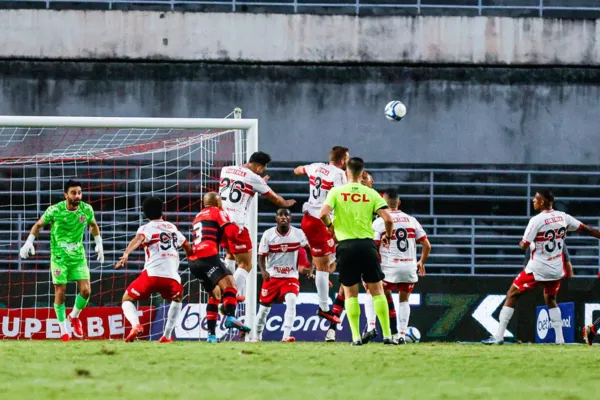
[381,265,418,284]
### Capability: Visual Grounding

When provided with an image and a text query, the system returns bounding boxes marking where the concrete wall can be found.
[1,61,599,165]
[1,10,600,65]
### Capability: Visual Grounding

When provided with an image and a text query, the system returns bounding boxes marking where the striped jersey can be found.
[219,165,271,228]
[301,162,347,218]
[258,226,308,279]
[136,220,187,282]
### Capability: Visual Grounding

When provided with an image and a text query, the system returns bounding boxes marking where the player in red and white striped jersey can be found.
[294,146,349,323]
[254,209,312,342]
[366,188,431,344]
[483,190,600,345]
[115,197,192,343]
[219,151,296,300]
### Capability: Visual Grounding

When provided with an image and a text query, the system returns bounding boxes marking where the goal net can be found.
[0,114,258,341]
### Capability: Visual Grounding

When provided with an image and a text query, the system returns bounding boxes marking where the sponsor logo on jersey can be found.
[341,193,370,202]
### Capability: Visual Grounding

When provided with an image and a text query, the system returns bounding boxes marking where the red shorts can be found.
[383,280,416,294]
[301,213,335,257]
[259,277,300,304]
[512,270,561,296]
[126,270,183,301]
[220,226,253,255]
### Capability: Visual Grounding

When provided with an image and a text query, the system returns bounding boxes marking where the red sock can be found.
[332,292,345,317]
[386,292,398,335]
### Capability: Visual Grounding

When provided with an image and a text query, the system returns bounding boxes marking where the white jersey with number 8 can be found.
[136,220,187,283]
[522,210,583,281]
[373,210,427,283]
[301,163,347,218]
[219,165,272,228]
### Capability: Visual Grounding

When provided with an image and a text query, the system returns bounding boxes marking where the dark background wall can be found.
[1,61,600,164]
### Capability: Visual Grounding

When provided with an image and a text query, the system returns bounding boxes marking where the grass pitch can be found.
[0,341,595,400]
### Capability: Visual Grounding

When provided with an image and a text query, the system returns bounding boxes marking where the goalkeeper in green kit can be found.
[20,180,104,341]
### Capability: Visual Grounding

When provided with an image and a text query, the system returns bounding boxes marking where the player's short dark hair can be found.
[347,157,364,176]
[383,188,399,199]
[329,146,349,164]
[248,151,272,166]
[64,179,83,193]
[538,189,555,204]
[142,196,163,220]
[276,208,291,216]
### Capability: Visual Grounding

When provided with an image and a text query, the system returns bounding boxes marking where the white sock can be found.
[164,301,182,339]
[364,295,377,331]
[70,306,82,319]
[549,307,564,343]
[255,304,271,339]
[122,301,140,327]
[315,271,330,311]
[225,259,237,274]
[398,302,410,335]
[233,268,249,297]
[494,306,514,340]
[59,321,69,336]
[283,293,297,339]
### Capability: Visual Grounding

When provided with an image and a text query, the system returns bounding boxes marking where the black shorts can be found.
[188,255,231,293]
[336,239,384,287]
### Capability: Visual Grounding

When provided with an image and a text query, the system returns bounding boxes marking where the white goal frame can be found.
[0,115,259,339]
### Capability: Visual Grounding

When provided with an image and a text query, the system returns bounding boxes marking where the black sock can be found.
[329,323,337,330]
[207,320,216,336]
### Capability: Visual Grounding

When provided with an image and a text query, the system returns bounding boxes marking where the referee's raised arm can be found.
[318,157,397,346]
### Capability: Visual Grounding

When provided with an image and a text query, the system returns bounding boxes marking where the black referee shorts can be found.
[336,239,384,287]
[188,255,231,293]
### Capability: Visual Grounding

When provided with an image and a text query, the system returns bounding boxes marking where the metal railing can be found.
[2,165,600,276]
[5,0,600,17]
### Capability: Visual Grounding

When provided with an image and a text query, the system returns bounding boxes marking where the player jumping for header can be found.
[20,179,104,341]
[115,197,192,343]
[189,192,252,343]
[483,190,600,345]
[254,209,313,342]
[219,151,296,301]
[295,146,349,324]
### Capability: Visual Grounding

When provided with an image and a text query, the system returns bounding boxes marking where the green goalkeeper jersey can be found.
[41,201,96,266]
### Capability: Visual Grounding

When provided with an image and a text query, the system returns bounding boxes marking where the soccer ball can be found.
[384,101,407,121]
[405,326,421,343]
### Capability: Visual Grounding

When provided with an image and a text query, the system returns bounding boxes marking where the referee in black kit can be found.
[319,157,395,345]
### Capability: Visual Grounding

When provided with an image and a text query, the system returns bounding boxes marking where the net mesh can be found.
[0,124,250,340]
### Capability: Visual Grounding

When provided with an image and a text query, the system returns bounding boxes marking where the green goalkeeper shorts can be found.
[50,260,90,285]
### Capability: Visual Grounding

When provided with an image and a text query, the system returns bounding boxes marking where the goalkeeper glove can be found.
[94,235,105,263]
[19,234,36,259]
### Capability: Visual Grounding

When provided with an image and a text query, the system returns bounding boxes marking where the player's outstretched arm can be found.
[578,224,600,239]
[19,218,45,259]
[319,204,333,230]
[293,166,306,176]
[264,191,296,208]
[181,240,192,258]
[115,234,145,269]
[89,219,104,263]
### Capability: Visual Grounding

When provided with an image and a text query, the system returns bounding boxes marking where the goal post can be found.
[0,114,258,341]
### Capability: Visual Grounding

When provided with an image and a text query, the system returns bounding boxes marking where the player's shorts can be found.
[512,270,561,296]
[383,281,416,294]
[300,213,336,257]
[50,259,89,285]
[188,255,232,293]
[220,226,252,255]
[259,277,300,304]
[336,239,384,287]
[126,270,183,301]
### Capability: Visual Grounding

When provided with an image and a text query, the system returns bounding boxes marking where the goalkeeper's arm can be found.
[19,218,45,259]
[89,219,105,263]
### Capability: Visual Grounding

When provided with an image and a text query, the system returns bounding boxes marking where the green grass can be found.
[0,341,596,400]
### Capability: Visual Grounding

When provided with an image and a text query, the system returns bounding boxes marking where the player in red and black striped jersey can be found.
[188,192,251,343]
